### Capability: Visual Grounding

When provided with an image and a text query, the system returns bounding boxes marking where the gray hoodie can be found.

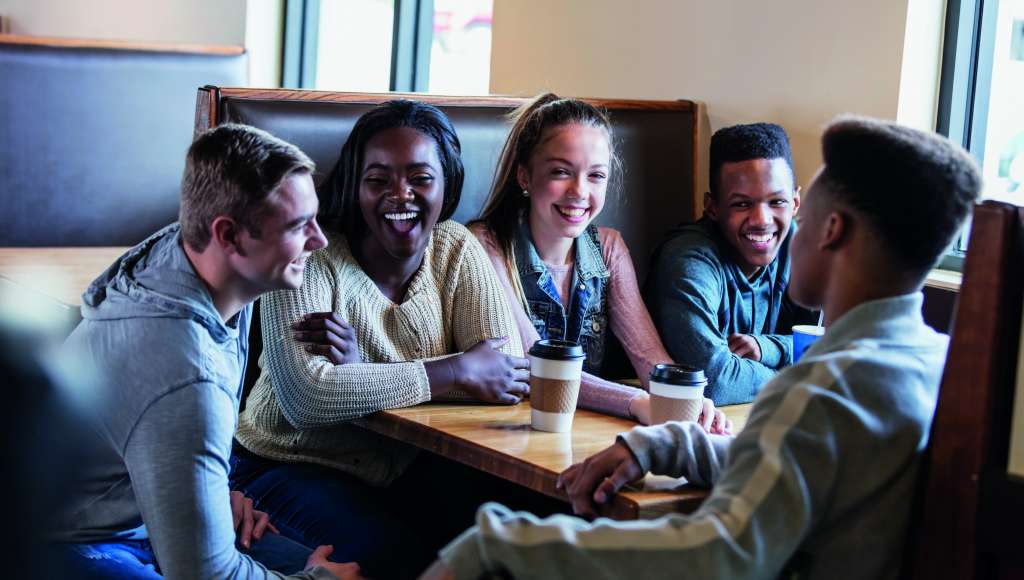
[56,224,331,579]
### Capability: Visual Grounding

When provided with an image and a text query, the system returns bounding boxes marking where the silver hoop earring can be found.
[522,188,529,197]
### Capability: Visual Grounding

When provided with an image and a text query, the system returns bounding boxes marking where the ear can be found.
[516,164,530,191]
[792,186,802,216]
[210,216,243,256]
[820,210,848,252]
[703,191,717,220]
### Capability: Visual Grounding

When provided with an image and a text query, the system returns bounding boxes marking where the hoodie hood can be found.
[81,223,238,344]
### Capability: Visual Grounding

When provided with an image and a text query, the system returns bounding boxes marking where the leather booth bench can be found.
[194,87,701,388]
[194,87,701,283]
[0,36,248,246]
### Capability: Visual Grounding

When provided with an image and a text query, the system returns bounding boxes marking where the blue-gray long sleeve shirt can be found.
[442,293,946,580]
[644,218,813,404]
[55,224,332,579]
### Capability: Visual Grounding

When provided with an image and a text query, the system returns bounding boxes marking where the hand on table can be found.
[630,392,733,435]
[628,392,652,425]
[556,441,644,519]
[700,398,734,435]
[728,333,761,361]
[293,312,360,365]
[452,337,530,404]
[305,545,366,580]
[230,490,278,549]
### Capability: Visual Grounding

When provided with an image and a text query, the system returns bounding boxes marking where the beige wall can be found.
[490,0,916,193]
[0,0,283,85]
[0,0,247,44]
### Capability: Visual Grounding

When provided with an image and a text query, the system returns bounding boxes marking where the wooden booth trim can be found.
[908,201,1024,579]
[194,87,697,134]
[0,34,245,55]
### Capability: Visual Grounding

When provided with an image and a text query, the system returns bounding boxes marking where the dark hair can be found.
[709,122,794,197]
[817,115,982,273]
[319,100,464,237]
[179,124,315,251]
[473,93,618,267]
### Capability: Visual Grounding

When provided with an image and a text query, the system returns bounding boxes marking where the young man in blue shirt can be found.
[425,116,981,580]
[645,123,815,404]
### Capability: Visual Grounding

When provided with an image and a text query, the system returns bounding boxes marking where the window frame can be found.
[935,0,1001,271]
[282,0,434,92]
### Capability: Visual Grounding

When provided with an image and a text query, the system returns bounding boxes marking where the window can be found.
[283,0,493,94]
[428,0,493,94]
[937,0,1024,268]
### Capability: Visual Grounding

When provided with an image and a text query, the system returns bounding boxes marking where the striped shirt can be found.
[441,293,946,580]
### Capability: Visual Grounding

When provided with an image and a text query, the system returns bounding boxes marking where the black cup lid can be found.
[649,363,706,386]
[528,339,585,361]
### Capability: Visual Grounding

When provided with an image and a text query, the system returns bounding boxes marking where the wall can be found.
[0,0,247,45]
[897,0,947,132]
[0,0,281,85]
[490,0,919,196]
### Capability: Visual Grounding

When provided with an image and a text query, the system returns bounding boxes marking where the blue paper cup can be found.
[792,325,825,362]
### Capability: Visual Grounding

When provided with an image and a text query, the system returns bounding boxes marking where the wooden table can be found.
[0,246,755,520]
[354,400,752,519]
[0,247,126,307]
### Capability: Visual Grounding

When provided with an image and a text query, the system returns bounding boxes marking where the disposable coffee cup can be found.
[649,364,707,425]
[528,339,585,432]
[792,325,825,362]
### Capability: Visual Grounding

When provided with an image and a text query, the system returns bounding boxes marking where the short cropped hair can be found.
[319,100,464,237]
[817,116,982,273]
[709,123,795,197]
[179,124,315,251]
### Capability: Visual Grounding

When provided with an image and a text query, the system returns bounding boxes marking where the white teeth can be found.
[745,233,774,243]
[558,206,587,217]
[384,212,418,221]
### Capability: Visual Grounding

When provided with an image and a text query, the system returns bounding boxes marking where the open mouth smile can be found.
[383,209,422,235]
[743,231,777,251]
[555,204,590,224]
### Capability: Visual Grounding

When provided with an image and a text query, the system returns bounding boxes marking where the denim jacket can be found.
[514,220,610,375]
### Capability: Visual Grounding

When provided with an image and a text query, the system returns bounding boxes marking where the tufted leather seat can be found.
[196,88,699,282]
[0,36,248,246]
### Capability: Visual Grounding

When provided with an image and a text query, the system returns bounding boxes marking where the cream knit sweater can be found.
[236,221,524,486]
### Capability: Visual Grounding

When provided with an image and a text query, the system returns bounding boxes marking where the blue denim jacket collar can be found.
[513,216,609,281]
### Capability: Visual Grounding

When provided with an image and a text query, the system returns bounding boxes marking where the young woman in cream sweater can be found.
[231,101,529,579]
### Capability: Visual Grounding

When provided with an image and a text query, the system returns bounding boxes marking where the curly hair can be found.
[709,122,794,198]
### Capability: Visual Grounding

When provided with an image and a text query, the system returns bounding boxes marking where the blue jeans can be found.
[229,443,568,580]
[229,444,433,580]
[55,532,313,579]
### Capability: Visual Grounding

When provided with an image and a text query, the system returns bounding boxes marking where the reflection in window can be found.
[428,0,493,95]
[980,1,1024,205]
[315,0,395,92]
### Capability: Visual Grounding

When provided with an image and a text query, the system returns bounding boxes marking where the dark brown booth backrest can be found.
[195,88,698,282]
[0,36,247,246]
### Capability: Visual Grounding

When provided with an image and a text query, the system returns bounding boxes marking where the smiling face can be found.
[233,171,327,291]
[518,123,610,243]
[357,126,445,261]
[706,157,799,278]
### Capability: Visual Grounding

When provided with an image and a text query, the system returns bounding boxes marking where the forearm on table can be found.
[753,333,791,368]
[577,372,643,419]
[267,352,431,427]
[618,421,731,485]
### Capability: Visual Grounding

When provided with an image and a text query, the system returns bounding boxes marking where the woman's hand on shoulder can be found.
[292,312,361,365]
[453,337,530,404]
